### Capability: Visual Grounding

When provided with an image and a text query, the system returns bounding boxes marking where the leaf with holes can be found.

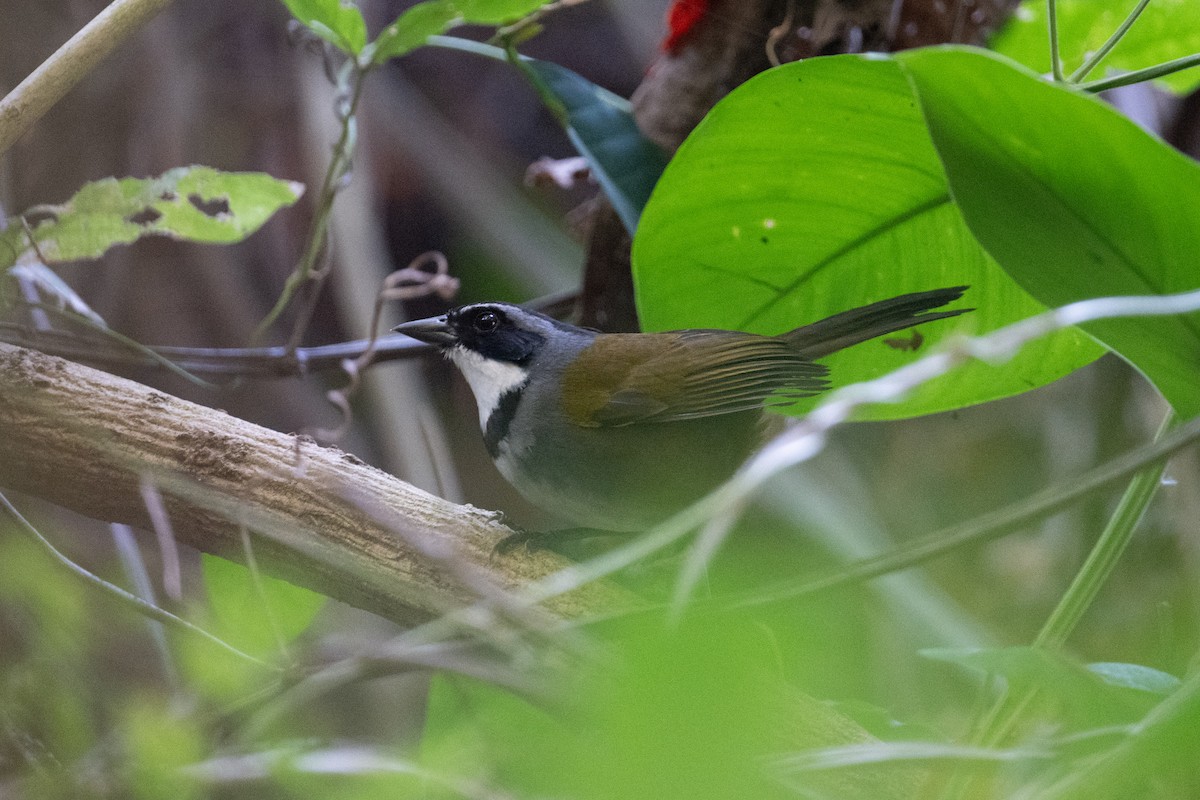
[0,167,304,269]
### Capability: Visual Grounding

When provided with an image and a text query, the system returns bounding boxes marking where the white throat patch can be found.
[446,346,530,428]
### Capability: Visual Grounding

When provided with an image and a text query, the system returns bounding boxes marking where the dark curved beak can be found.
[392,316,457,347]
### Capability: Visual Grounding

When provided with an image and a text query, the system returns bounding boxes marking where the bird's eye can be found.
[472,310,500,334]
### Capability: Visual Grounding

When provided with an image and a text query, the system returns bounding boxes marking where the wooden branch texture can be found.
[0,343,620,625]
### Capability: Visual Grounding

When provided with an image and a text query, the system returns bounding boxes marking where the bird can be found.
[395,287,970,538]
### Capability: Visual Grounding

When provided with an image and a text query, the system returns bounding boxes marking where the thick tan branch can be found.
[0,0,176,156]
[0,343,619,624]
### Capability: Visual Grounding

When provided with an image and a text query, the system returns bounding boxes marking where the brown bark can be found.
[0,343,623,626]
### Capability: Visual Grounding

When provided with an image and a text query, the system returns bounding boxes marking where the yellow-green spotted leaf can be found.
[1,167,303,268]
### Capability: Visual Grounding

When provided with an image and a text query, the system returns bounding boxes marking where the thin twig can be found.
[0,490,277,671]
[140,477,182,600]
[308,251,458,444]
[254,60,369,346]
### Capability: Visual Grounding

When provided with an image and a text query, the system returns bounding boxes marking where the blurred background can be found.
[2,1,1199,797]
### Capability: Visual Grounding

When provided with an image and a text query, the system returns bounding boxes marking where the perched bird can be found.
[395,288,969,535]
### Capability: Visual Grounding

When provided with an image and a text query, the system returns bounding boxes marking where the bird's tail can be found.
[781,286,971,359]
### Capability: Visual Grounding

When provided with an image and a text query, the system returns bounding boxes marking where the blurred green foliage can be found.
[992,0,1200,93]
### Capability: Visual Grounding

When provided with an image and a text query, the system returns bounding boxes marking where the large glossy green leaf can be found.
[632,56,1102,420]
[992,0,1200,94]
[0,167,304,269]
[899,47,1200,418]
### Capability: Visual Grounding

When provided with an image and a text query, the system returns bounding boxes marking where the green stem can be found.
[253,63,370,347]
[1037,409,1176,647]
[427,35,568,124]
[1047,0,1065,82]
[1081,52,1200,92]
[0,491,276,671]
[1069,0,1153,83]
[735,413,1200,608]
[1032,662,1200,799]
[426,34,507,59]
[947,409,1177,799]
[500,41,568,126]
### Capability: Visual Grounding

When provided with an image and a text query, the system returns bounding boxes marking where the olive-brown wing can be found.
[561,330,828,428]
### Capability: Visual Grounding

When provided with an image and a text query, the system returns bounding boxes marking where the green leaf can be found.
[1088,662,1182,695]
[123,699,204,800]
[373,1,462,62]
[992,0,1200,94]
[279,0,368,54]
[922,646,1165,727]
[899,46,1200,419]
[421,614,905,799]
[631,55,1102,420]
[372,0,551,62]
[201,554,325,658]
[524,59,669,232]
[453,0,550,25]
[0,167,304,269]
[425,37,667,234]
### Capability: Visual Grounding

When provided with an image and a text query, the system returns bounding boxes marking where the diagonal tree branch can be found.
[0,342,623,625]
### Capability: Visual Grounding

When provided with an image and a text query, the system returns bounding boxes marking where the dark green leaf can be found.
[899,46,1200,418]
[524,59,669,232]
[631,55,1102,420]
[425,37,668,234]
